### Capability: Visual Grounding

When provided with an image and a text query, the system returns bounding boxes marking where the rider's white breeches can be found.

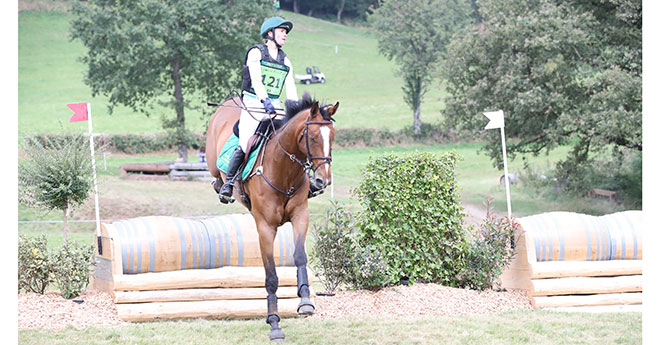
[237,94,283,153]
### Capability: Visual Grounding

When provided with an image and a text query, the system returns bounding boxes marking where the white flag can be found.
[483,110,504,130]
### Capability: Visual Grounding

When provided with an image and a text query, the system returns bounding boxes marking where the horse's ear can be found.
[327,102,340,117]
[311,101,320,116]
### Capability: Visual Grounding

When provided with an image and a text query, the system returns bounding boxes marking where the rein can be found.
[255,113,333,208]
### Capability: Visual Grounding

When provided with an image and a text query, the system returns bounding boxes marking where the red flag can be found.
[67,102,89,122]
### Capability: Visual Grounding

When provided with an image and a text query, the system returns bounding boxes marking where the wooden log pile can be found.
[120,162,172,181]
[89,214,313,322]
[169,162,214,182]
[500,211,642,310]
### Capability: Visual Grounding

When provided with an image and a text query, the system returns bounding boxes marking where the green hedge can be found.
[353,151,468,287]
[23,133,206,154]
[22,123,451,154]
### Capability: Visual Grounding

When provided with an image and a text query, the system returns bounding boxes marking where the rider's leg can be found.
[219,103,259,204]
[219,146,246,203]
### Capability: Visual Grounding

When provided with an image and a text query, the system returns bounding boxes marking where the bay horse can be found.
[206,92,338,342]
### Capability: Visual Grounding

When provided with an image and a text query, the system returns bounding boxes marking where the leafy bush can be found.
[311,202,390,292]
[51,240,95,299]
[310,202,358,292]
[19,133,93,211]
[353,151,468,287]
[18,235,55,294]
[458,197,520,290]
[19,132,94,236]
[344,243,389,291]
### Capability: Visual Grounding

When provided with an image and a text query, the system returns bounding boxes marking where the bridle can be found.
[257,111,333,206]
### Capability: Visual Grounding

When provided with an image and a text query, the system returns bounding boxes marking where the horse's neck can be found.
[263,115,306,179]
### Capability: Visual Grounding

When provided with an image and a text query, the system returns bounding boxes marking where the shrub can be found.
[353,151,469,287]
[458,197,520,290]
[344,242,389,291]
[311,202,390,292]
[18,235,55,294]
[19,132,94,237]
[51,240,95,299]
[310,202,358,292]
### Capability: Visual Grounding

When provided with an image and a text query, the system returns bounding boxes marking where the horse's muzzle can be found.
[312,176,330,190]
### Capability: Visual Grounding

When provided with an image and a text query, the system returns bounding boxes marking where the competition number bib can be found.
[257,61,290,99]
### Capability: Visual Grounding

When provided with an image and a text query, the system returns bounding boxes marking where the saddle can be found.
[217,119,285,182]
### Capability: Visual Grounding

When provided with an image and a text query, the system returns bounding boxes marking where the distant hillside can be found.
[18,9,445,136]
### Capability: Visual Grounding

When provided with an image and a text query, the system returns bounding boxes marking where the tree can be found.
[442,0,641,195]
[70,0,273,161]
[368,0,473,135]
[18,133,94,238]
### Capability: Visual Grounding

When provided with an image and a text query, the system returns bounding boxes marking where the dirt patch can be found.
[18,291,127,330]
[18,284,531,330]
[313,284,532,319]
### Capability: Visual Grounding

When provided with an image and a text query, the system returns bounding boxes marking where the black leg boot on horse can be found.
[219,147,245,204]
[293,237,315,315]
[264,262,285,343]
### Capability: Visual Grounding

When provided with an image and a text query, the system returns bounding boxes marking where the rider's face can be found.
[273,27,288,46]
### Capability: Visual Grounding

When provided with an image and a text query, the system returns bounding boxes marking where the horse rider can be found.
[219,16,299,204]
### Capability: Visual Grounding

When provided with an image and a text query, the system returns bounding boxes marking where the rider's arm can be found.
[246,47,269,101]
[284,57,298,101]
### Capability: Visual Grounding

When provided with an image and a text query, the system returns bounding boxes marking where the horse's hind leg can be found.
[257,222,285,342]
[292,214,315,315]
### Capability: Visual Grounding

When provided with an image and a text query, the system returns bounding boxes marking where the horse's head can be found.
[299,100,339,192]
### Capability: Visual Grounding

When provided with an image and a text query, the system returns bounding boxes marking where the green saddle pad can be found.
[216,134,264,181]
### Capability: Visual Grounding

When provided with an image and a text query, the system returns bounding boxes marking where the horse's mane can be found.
[284,91,334,122]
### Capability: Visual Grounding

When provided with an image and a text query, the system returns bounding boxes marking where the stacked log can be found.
[500,211,642,310]
[169,162,214,182]
[89,214,313,322]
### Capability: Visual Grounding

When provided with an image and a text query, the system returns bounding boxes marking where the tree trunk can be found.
[413,103,422,136]
[337,0,345,22]
[413,78,422,136]
[293,0,299,13]
[62,206,69,240]
[171,55,188,162]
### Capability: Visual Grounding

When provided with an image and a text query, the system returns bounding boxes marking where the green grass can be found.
[18,311,641,345]
[17,143,627,252]
[18,9,444,137]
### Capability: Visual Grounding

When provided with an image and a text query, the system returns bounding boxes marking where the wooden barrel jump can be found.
[500,210,642,310]
[89,214,314,322]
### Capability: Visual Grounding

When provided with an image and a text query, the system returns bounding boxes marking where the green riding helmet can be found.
[260,16,293,39]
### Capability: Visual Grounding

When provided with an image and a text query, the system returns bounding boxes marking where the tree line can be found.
[278,0,378,22]
[68,0,641,204]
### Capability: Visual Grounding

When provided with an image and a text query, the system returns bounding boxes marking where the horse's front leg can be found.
[257,221,285,343]
[291,211,315,315]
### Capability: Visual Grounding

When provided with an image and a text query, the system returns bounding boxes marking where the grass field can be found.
[18,311,642,345]
[18,9,445,137]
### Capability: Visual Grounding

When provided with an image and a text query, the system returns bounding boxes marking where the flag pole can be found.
[483,110,512,220]
[87,103,102,255]
[500,125,512,219]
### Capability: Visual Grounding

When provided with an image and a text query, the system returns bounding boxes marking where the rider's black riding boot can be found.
[219,147,245,204]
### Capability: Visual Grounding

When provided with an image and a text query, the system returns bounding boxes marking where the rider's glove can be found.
[261,98,276,114]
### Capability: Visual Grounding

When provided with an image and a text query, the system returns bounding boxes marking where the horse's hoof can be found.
[269,328,285,343]
[297,298,315,316]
